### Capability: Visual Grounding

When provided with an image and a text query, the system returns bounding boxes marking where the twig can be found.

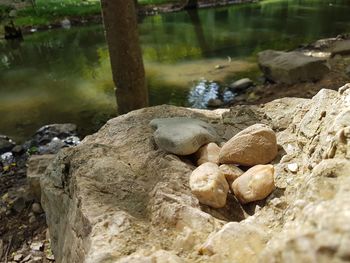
[4,236,13,263]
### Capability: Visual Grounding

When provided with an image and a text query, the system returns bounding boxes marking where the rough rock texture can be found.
[150,117,219,155]
[219,124,278,166]
[195,143,220,166]
[232,164,275,204]
[258,50,330,84]
[219,164,244,186]
[27,154,55,200]
[0,135,15,154]
[189,163,229,208]
[331,39,350,56]
[42,85,350,262]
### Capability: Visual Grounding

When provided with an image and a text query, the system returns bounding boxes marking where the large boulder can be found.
[331,39,350,56]
[41,85,350,262]
[258,50,330,84]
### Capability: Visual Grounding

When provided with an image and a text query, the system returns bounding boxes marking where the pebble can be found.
[189,163,229,208]
[29,215,37,224]
[30,241,43,251]
[287,163,299,173]
[195,143,220,166]
[219,124,278,166]
[230,78,253,90]
[232,164,275,204]
[13,254,23,262]
[219,164,244,186]
[32,203,43,214]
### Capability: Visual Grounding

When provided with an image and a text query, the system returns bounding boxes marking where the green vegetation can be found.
[0,0,181,27]
[14,0,101,26]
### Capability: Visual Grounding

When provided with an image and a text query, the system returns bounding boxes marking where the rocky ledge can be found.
[41,84,350,262]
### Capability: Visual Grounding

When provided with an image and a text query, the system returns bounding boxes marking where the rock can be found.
[12,197,25,213]
[219,124,278,166]
[22,254,31,262]
[331,40,350,56]
[189,163,229,208]
[0,135,15,154]
[61,18,71,29]
[287,163,298,173]
[38,137,66,154]
[232,164,275,204]
[11,145,24,155]
[32,123,78,146]
[346,65,350,77]
[29,215,36,224]
[27,154,55,200]
[195,143,220,166]
[13,254,23,262]
[230,78,253,90]
[30,242,43,251]
[39,92,350,262]
[258,50,330,84]
[219,164,244,186]
[199,222,268,262]
[207,98,223,108]
[150,117,218,155]
[32,203,43,214]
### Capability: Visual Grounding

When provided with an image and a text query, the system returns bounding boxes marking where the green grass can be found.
[14,0,101,26]
[3,0,179,27]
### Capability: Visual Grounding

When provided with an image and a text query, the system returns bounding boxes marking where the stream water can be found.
[1,0,350,141]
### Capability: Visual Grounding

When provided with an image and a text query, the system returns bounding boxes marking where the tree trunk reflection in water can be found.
[187,9,209,56]
[101,0,149,115]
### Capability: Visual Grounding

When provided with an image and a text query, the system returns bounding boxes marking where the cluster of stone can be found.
[151,119,278,208]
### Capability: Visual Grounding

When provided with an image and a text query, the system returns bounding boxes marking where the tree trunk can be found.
[183,0,198,9]
[101,0,148,114]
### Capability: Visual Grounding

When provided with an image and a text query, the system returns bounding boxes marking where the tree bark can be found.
[101,0,148,114]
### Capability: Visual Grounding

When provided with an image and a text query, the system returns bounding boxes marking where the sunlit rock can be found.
[195,143,220,166]
[189,162,229,208]
[219,124,278,166]
[232,164,275,204]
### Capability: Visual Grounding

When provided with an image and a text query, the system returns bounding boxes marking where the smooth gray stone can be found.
[150,117,219,155]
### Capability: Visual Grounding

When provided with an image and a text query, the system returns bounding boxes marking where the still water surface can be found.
[1,0,350,141]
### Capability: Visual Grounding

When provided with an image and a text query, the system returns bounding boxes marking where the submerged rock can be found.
[190,162,229,208]
[219,124,278,166]
[150,117,218,155]
[229,78,253,90]
[258,50,330,84]
[232,164,275,204]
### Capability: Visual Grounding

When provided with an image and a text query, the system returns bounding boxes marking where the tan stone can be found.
[219,164,244,186]
[219,124,278,166]
[195,143,220,166]
[232,165,275,204]
[189,163,229,208]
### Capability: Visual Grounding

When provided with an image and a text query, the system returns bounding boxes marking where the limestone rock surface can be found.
[232,164,275,204]
[150,117,219,155]
[195,143,220,166]
[41,86,350,263]
[258,50,330,84]
[219,124,278,166]
[189,162,229,208]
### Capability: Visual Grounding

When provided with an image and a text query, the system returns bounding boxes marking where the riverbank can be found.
[0,0,258,34]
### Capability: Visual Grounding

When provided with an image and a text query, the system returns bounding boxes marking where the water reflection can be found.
[1,0,350,141]
[188,79,220,108]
